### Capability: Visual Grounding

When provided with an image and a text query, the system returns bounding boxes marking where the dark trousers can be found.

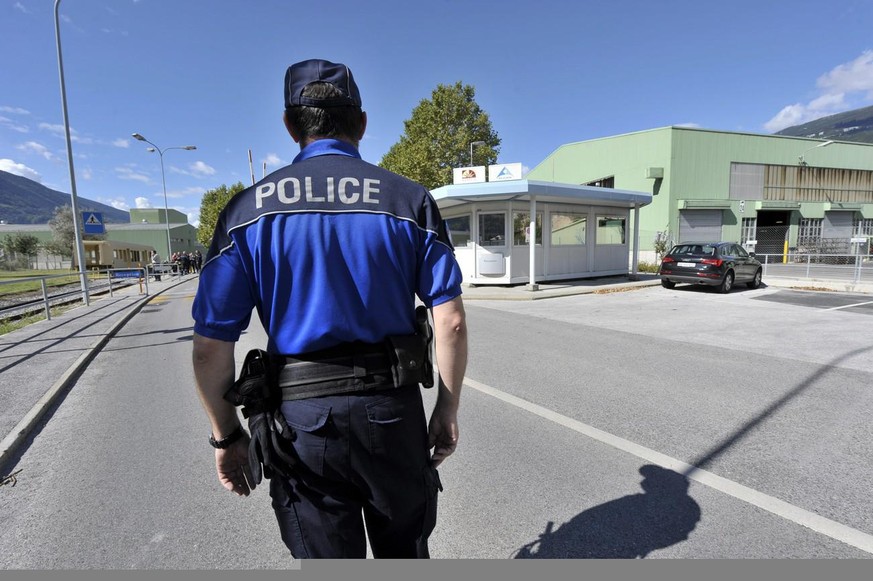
[270,384,441,559]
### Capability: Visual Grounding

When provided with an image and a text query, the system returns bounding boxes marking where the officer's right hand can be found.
[215,434,256,496]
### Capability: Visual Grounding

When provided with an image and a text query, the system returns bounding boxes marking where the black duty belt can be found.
[275,343,396,401]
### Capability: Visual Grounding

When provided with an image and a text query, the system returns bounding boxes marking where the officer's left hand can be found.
[215,434,256,496]
[428,403,459,468]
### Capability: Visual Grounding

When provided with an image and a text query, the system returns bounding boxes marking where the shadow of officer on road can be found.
[514,465,701,558]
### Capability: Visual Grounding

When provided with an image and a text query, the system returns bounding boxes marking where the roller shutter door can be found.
[679,209,723,242]
[823,211,853,238]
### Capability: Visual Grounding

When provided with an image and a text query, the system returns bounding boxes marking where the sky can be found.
[2,0,873,227]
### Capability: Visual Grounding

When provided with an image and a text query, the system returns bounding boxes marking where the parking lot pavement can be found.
[0,275,192,469]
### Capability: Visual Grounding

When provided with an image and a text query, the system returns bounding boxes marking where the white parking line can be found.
[824,300,873,311]
[463,376,873,555]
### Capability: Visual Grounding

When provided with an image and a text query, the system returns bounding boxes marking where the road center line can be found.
[824,300,873,311]
[463,376,873,555]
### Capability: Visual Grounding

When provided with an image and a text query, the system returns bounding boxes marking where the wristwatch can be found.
[208,425,245,449]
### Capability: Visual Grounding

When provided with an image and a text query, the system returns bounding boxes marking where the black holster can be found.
[224,349,297,483]
[385,305,434,389]
[223,349,278,418]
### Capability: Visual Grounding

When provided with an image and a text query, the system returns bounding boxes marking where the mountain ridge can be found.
[0,170,131,225]
[774,104,873,144]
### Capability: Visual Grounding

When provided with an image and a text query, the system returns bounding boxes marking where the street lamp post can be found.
[54,0,89,306]
[470,140,485,166]
[131,133,196,260]
[798,140,834,166]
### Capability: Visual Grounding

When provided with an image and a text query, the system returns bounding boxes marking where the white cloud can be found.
[675,122,702,129]
[17,141,55,160]
[112,138,130,148]
[190,161,216,177]
[116,167,151,183]
[264,153,284,167]
[13,2,29,14]
[0,116,29,133]
[81,168,93,180]
[817,50,873,97]
[39,122,65,135]
[187,212,200,228]
[38,122,93,144]
[135,197,152,208]
[765,50,873,132]
[108,198,130,211]
[0,158,41,181]
[0,106,30,115]
[171,161,216,178]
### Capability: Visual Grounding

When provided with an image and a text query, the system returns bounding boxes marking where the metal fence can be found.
[758,253,873,284]
[0,267,160,323]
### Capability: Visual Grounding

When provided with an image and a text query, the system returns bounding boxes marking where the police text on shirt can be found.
[256,176,381,209]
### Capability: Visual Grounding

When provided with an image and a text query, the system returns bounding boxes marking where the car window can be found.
[734,245,749,258]
[702,245,717,256]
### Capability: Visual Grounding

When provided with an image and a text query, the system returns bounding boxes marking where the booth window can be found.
[479,212,506,246]
[512,211,543,245]
[445,215,472,247]
[551,212,587,246]
[596,215,626,245]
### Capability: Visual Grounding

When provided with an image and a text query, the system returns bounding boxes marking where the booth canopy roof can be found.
[430,179,652,210]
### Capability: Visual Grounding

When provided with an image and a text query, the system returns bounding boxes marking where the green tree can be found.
[48,205,75,254]
[379,82,500,190]
[197,182,246,248]
[1,233,40,269]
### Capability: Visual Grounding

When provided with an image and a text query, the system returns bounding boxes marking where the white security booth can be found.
[430,180,652,287]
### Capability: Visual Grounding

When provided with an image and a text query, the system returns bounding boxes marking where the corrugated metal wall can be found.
[763,166,873,203]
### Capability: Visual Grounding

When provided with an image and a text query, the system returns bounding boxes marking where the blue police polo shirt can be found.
[191,139,463,355]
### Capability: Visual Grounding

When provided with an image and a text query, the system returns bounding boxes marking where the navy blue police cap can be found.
[284,59,362,109]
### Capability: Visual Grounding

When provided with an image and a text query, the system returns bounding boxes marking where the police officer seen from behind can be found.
[191,59,467,559]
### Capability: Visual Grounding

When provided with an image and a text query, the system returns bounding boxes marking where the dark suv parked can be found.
[659,242,763,293]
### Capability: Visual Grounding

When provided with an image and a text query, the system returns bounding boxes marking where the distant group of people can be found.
[171,251,203,275]
[149,250,203,280]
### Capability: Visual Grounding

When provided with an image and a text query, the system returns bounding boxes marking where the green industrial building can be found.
[527,127,873,262]
[115,208,203,258]
[0,207,204,266]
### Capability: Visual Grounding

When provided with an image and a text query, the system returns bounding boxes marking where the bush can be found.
[636,261,661,273]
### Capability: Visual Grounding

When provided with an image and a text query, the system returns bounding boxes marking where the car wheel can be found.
[747,268,762,289]
[661,279,676,289]
[718,271,734,294]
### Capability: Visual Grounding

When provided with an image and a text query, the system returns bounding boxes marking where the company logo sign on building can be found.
[452,166,486,184]
[488,163,523,182]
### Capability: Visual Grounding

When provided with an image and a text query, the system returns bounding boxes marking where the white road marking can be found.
[824,300,873,312]
[463,376,873,555]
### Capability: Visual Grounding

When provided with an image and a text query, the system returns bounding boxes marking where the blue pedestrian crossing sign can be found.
[82,212,105,234]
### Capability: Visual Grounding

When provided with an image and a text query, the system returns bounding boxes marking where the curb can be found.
[0,279,189,468]
[462,279,662,301]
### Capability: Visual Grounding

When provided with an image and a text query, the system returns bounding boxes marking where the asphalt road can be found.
[1,279,871,564]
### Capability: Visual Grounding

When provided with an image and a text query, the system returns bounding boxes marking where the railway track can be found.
[0,278,138,323]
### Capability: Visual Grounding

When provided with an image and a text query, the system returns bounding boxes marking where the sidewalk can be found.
[0,274,192,470]
[460,272,873,300]
[3,270,872,472]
